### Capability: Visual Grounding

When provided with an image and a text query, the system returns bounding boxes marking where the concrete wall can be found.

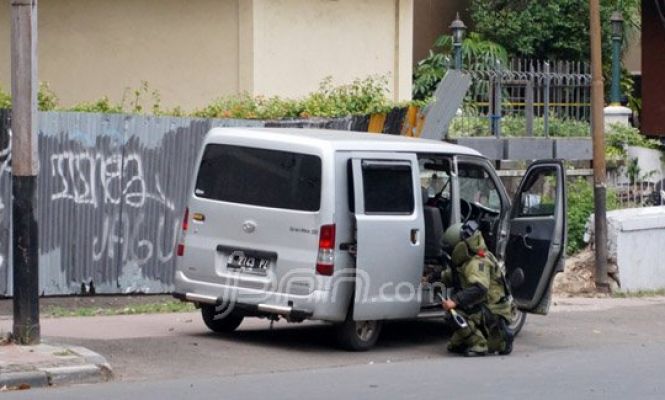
[605,207,665,291]
[1,0,414,109]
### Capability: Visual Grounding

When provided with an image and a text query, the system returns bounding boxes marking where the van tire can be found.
[201,304,244,333]
[508,309,527,337]
[335,318,383,351]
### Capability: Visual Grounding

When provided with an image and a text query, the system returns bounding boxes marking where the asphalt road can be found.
[2,297,665,399]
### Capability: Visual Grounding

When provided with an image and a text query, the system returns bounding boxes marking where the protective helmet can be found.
[442,221,480,248]
[442,223,464,248]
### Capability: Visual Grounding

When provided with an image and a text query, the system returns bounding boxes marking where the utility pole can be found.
[10,0,40,344]
[589,0,608,290]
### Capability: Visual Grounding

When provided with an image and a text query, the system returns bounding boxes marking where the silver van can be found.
[173,128,566,351]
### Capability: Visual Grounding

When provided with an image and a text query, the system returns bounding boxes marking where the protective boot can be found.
[463,344,488,357]
[498,318,514,355]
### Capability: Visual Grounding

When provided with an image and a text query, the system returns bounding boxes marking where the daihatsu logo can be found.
[242,221,257,234]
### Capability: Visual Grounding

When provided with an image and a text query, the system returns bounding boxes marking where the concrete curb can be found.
[0,371,49,388]
[0,345,112,389]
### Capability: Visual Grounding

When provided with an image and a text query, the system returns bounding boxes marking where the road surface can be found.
[2,297,664,399]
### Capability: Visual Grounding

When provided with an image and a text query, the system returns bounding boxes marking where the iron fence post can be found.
[544,62,550,138]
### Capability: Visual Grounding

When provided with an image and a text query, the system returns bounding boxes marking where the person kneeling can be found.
[440,221,514,357]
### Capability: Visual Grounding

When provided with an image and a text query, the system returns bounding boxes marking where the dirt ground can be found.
[553,247,620,297]
[0,294,175,317]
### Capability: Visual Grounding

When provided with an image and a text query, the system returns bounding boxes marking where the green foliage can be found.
[3,76,400,119]
[38,82,59,111]
[566,178,619,254]
[0,82,60,111]
[69,97,124,114]
[0,86,10,109]
[448,115,591,138]
[606,123,663,152]
[194,93,302,119]
[196,76,392,119]
[413,33,508,100]
[469,0,640,62]
[301,76,392,117]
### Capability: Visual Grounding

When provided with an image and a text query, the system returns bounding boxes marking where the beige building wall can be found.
[251,0,413,102]
[1,0,240,109]
[1,0,413,109]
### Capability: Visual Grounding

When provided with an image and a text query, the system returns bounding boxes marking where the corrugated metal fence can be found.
[0,111,364,296]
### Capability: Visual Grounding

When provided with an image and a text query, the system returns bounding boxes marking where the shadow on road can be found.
[189,319,453,352]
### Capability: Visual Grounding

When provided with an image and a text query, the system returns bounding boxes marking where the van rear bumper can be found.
[173,271,349,322]
[172,291,314,321]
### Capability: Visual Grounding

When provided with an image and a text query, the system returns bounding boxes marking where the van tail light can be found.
[316,224,336,276]
[177,207,189,257]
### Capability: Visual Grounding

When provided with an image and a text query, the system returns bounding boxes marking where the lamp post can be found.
[450,13,467,70]
[610,11,624,105]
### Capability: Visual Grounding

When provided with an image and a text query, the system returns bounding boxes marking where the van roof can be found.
[206,127,483,157]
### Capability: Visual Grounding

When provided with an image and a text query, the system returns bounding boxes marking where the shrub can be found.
[0,86,10,109]
[69,97,124,114]
[195,76,392,119]
[448,114,591,138]
[566,177,619,255]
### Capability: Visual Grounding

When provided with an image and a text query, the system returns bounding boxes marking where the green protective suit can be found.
[442,230,514,355]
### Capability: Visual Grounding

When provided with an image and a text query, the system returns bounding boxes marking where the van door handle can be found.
[522,233,533,250]
[410,229,420,245]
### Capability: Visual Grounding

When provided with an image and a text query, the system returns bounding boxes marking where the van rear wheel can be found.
[201,304,244,333]
[335,318,383,351]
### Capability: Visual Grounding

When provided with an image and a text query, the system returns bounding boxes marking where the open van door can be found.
[350,154,424,321]
[505,160,566,315]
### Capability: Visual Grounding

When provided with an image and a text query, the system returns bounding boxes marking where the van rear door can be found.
[349,153,424,321]
[182,143,325,298]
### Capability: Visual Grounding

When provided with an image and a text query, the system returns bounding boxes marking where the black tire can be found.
[335,317,383,351]
[508,309,527,337]
[201,304,244,333]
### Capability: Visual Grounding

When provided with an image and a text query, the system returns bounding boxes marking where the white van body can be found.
[174,128,566,350]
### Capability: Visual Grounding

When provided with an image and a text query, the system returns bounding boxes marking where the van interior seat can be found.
[423,191,444,262]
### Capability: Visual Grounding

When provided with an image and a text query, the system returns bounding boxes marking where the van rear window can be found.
[194,144,322,211]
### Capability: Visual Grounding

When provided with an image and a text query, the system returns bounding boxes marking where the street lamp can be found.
[610,11,624,105]
[449,13,467,70]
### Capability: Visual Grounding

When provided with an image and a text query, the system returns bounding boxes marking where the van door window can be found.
[458,164,501,212]
[418,156,453,229]
[458,162,502,252]
[361,161,414,214]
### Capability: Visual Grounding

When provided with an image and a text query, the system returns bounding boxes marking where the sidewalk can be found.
[0,338,111,390]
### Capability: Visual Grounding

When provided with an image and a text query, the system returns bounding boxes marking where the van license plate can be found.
[227,251,269,274]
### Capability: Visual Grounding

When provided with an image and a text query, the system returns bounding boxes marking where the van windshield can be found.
[194,144,322,211]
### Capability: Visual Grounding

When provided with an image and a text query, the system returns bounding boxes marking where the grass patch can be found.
[43,300,196,318]
[611,289,665,298]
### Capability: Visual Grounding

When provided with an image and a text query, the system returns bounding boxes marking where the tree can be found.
[412,33,507,100]
[469,0,640,62]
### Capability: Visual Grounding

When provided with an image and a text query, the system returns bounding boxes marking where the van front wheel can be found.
[335,318,383,351]
[201,304,244,333]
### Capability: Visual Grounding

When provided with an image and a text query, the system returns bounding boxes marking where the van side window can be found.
[194,144,322,211]
[361,162,414,214]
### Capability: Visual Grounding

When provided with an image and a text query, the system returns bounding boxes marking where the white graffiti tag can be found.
[50,151,174,210]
